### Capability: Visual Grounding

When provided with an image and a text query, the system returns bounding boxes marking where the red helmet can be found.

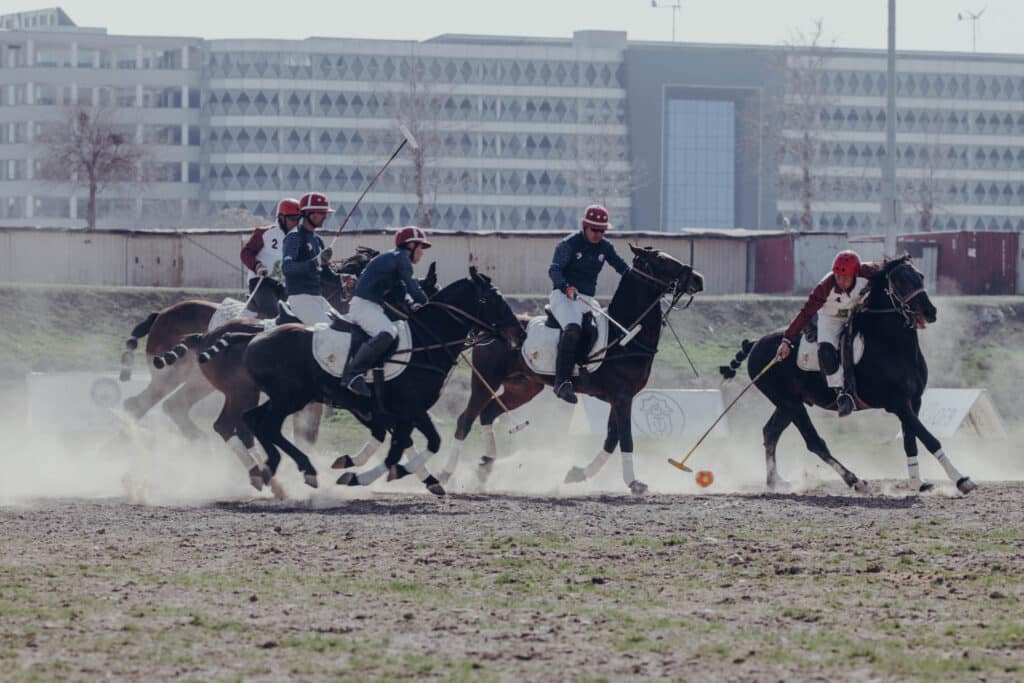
[276,197,300,217]
[832,250,861,278]
[582,204,610,231]
[395,226,432,249]
[298,192,334,214]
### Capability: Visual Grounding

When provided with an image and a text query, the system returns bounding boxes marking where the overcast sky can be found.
[11,0,1024,55]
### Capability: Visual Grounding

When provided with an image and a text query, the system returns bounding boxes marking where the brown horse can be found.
[165,257,438,491]
[119,250,368,438]
[439,245,703,495]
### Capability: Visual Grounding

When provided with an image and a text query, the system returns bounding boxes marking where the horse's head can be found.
[629,244,704,297]
[336,246,379,275]
[468,266,524,350]
[421,261,439,298]
[873,254,936,329]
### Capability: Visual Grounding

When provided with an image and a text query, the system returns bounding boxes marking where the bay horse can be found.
[720,255,977,495]
[118,248,373,439]
[440,244,704,495]
[230,268,521,494]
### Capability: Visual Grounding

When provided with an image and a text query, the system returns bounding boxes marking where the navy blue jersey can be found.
[548,231,629,296]
[352,248,428,307]
[281,228,335,296]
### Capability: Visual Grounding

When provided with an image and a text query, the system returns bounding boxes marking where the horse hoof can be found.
[387,465,409,482]
[332,455,354,469]
[956,477,977,495]
[476,456,494,483]
[767,475,790,493]
[269,478,286,500]
[248,467,264,492]
[919,482,935,493]
[426,482,446,497]
[628,480,648,496]
[337,472,359,487]
[852,479,868,494]
[260,468,273,485]
[564,467,586,484]
[304,473,319,489]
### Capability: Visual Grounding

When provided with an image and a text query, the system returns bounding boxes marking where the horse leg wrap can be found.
[620,452,637,487]
[357,462,388,485]
[933,449,963,482]
[406,449,437,481]
[228,436,260,469]
[438,439,463,482]
[352,438,382,467]
[481,425,497,460]
[906,456,921,487]
[584,449,614,478]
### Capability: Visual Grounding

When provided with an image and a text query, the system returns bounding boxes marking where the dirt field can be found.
[2,481,1023,682]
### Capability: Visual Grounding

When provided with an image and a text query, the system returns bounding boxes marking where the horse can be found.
[224,268,522,494]
[720,255,977,495]
[117,248,374,439]
[440,244,704,495]
[164,259,439,492]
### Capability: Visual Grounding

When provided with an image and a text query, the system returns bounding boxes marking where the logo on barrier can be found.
[634,392,686,438]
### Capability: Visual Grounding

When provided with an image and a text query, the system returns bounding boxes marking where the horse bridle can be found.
[884,263,927,327]
[424,287,515,340]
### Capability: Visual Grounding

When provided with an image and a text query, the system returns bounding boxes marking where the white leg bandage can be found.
[583,449,614,478]
[405,449,437,480]
[481,425,497,459]
[439,439,463,476]
[621,452,637,486]
[351,438,382,467]
[358,461,389,485]
[228,436,259,469]
[933,449,963,482]
[906,456,921,484]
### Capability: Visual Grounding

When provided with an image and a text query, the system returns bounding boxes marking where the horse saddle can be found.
[275,301,303,326]
[795,321,865,373]
[521,308,608,376]
[311,319,412,383]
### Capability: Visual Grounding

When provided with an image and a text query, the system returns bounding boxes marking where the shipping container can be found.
[753,235,793,293]
[898,231,1018,295]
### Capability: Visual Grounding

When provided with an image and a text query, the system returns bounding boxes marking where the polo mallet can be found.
[668,356,779,473]
[242,275,264,310]
[577,293,641,346]
[326,123,420,252]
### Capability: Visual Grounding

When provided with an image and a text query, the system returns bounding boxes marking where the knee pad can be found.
[818,342,840,374]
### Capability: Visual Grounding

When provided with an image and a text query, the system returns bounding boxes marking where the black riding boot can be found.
[341,332,394,398]
[553,324,582,404]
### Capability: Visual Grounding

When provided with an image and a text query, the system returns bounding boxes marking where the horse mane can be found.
[336,246,380,275]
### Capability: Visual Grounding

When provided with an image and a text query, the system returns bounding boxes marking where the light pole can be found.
[883,0,898,256]
[651,0,682,42]
[957,8,986,52]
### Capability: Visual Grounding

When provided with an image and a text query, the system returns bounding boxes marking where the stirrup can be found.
[836,391,854,417]
[346,375,372,398]
[554,380,577,404]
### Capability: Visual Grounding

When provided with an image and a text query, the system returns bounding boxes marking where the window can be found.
[34,84,58,105]
[33,43,70,68]
[35,197,70,218]
[115,46,137,69]
[142,48,181,69]
[188,125,201,146]
[115,86,136,107]
[77,46,97,68]
[664,99,735,230]
[188,163,200,183]
[1,197,26,219]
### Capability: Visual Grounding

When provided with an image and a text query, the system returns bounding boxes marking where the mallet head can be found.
[399,123,420,150]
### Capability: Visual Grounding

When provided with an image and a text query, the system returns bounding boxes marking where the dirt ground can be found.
[2,480,1023,682]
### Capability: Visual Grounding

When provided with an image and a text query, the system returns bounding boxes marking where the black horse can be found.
[439,244,703,495]
[721,255,976,495]
[234,268,522,494]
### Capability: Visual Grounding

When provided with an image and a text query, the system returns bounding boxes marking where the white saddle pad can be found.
[796,334,865,372]
[311,320,412,382]
[521,315,609,376]
[208,298,276,333]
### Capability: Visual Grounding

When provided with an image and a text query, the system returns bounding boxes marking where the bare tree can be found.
[209,206,264,229]
[385,64,460,229]
[573,131,645,210]
[37,104,147,228]
[899,137,949,232]
[764,20,842,231]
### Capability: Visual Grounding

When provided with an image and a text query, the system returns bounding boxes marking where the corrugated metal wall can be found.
[753,236,793,293]
[793,233,848,290]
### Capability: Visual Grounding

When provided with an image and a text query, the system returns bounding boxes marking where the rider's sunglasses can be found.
[587,226,607,234]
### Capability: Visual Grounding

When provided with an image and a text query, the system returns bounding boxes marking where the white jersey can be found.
[244,224,289,280]
[818,275,872,320]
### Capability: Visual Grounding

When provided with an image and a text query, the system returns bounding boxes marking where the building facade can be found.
[3,7,1024,234]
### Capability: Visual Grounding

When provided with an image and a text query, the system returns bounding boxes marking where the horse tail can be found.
[153,333,203,370]
[719,339,754,380]
[120,312,160,381]
[198,332,256,364]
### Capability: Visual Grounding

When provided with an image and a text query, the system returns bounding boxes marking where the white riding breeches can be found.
[817,314,847,389]
[288,294,339,325]
[548,289,592,329]
[347,296,398,338]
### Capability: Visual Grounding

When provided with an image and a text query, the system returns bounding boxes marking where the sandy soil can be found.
[2,478,1023,682]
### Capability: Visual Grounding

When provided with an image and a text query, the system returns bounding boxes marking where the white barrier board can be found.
[910,388,1006,439]
[569,389,727,439]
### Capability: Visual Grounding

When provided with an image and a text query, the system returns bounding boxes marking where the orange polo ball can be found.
[695,470,714,488]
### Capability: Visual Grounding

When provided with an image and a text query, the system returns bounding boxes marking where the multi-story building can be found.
[3,7,1024,234]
